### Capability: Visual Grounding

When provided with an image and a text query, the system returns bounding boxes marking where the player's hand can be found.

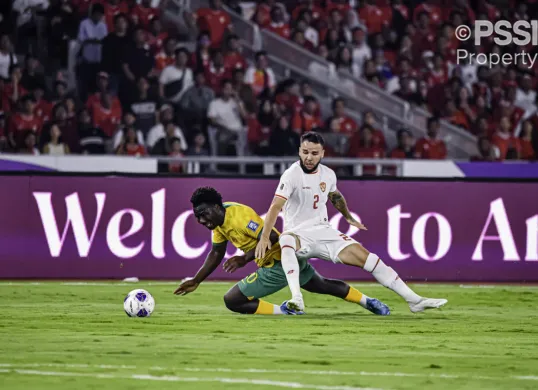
[347,219,367,231]
[255,235,271,259]
[223,255,247,273]
[173,278,199,296]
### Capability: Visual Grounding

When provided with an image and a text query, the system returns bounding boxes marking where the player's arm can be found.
[328,190,367,231]
[255,196,286,259]
[223,229,280,273]
[173,243,227,295]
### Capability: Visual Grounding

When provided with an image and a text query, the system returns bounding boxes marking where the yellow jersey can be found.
[211,202,281,267]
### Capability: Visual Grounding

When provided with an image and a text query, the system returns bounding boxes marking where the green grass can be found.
[1,282,538,390]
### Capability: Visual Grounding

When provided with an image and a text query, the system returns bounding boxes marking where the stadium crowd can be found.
[0,0,536,171]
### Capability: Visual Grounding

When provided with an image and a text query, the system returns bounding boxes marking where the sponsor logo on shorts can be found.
[247,220,259,232]
[320,182,326,192]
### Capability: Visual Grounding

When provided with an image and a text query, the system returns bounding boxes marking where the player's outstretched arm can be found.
[174,244,228,295]
[255,196,286,259]
[328,190,367,231]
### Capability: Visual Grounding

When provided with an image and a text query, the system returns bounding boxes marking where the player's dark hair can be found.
[301,131,325,146]
[427,116,440,128]
[191,187,223,208]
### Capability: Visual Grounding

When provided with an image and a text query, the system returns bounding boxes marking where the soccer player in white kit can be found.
[255,132,448,313]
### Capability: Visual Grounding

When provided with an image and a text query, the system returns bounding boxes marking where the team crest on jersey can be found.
[320,182,327,192]
[247,220,259,232]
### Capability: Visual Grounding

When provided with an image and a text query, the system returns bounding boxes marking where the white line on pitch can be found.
[0,363,535,382]
[0,368,383,390]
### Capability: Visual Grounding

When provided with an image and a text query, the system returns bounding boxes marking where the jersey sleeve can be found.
[275,169,295,201]
[211,229,228,247]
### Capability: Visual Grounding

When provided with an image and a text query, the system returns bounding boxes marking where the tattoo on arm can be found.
[329,191,353,220]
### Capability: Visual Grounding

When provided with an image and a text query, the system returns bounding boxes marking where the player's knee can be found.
[279,234,297,251]
[223,292,241,313]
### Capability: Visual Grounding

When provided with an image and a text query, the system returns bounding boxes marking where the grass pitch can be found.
[1,281,537,390]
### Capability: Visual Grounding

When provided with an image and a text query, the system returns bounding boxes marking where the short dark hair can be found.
[332,97,345,110]
[91,3,105,15]
[220,78,233,88]
[255,50,268,61]
[191,187,223,208]
[300,131,325,146]
[428,116,440,128]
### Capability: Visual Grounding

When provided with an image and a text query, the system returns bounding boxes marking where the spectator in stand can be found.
[101,13,130,95]
[115,126,146,156]
[42,102,79,153]
[155,37,177,73]
[122,26,156,98]
[32,84,52,123]
[46,0,78,69]
[266,5,291,39]
[190,32,211,72]
[19,131,40,155]
[103,0,129,32]
[179,70,215,133]
[390,129,415,158]
[415,117,447,160]
[491,116,521,160]
[252,0,275,28]
[294,14,319,48]
[146,17,168,54]
[347,124,385,175]
[0,35,17,80]
[77,3,107,101]
[64,96,77,120]
[274,78,302,115]
[244,51,276,98]
[194,0,232,48]
[89,90,122,138]
[520,120,537,160]
[146,104,186,150]
[186,132,209,156]
[358,0,390,35]
[334,46,359,77]
[292,96,324,134]
[231,67,256,114]
[444,99,470,131]
[3,64,26,113]
[205,48,229,92]
[159,47,194,104]
[131,0,160,30]
[326,97,357,135]
[291,30,314,52]
[269,115,299,156]
[42,123,70,155]
[78,107,107,154]
[363,110,386,150]
[127,76,159,136]
[20,55,45,92]
[350,27,371,78]
[515,73,537,114]
[207,79,247,157]
[292,0,324,24]
[50,79,68,106]
[471,136,497,162]
[113,111,145,151]
[168,137,185,173]
[248,98,275,155]
[223,34,247,73]
[151,122,188,155]
[8,94,42,151]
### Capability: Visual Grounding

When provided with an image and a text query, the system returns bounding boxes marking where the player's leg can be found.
[337,242,447,312]
[300,270,390,315]
[279,233,305,311]
[223,283,284,315]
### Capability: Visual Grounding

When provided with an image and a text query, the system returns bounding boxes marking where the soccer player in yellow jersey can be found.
[174,186,390,315]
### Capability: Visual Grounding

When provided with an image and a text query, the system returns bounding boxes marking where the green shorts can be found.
[237,258,316,300]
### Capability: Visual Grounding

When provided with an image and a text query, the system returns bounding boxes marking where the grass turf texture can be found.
[1,282,537,390]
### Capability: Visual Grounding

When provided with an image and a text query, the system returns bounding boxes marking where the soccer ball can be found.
[124,289,155,317]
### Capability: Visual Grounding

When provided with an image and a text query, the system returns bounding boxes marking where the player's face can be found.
[194,204,223,230]
[299,141,324,172]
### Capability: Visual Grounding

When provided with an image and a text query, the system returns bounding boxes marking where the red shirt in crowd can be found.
[330,116,358,135]
[520,138,535,160]
[292,5,325,22]
[275,93,303,114]
[224,52,247,73]
[8,113,43,148]
[124,143,146,156]
[254,3,272,27]
[190,51,211,71]
[104,1,129,32]
[196,8,231,47]
[131,4,160,29]
[155,51,175,71]
[359,4,391,34]
[247,114,271,146]
[266,22,291,39]
[2,83,28,112]
[491,132,521,160]
[292,111,324,134]
[34,99,53,123]
[413,3,443,25]
[205,65,230,92]
[89,100,122,137]
[146,31,168,54]
[415,137,447,159]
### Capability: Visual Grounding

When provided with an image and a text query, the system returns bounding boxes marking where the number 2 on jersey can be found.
[313,195,319,209]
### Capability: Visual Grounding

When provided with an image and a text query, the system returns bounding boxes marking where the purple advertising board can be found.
[0,175,537,282]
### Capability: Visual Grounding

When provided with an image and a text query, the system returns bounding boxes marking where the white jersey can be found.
[274,162,337,233]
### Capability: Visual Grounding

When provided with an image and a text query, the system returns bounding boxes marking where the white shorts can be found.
[284,225,358,264]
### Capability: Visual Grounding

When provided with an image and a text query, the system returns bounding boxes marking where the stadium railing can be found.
[153,156,404,176]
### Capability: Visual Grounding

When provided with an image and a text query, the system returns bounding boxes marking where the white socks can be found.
[279,234,303,300]
[273,305,285,315]
[364,253,422,304]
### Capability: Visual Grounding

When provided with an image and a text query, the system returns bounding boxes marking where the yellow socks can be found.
[254,300,284,315]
